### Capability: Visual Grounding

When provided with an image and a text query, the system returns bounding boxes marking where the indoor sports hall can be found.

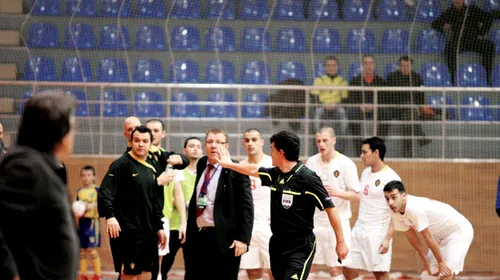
[0,0,499,279]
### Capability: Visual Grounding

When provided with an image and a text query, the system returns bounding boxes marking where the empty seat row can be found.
[427,95,498,121]
[23,55,496,87]
[29,23,457,54]
[19,90,268,118]
[29,0,442,22]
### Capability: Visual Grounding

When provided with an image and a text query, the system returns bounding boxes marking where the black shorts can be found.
[269,233,316,280]
[110,233,158,275]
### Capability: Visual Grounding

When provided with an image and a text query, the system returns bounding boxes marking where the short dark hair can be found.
[81,165,96,176]
[383,180,406,193]
[362,137,386,160]
[270,131,300,161]
[145,119,165,131]
[184,136,202,148]
[131,125,153,142]
[243,128,262,138]
[17,90,74,153]
[398,56,413,64]
[362,54,375,61]
[324,55,338,64]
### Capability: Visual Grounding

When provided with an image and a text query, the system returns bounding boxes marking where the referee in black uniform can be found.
[217,130,348,280]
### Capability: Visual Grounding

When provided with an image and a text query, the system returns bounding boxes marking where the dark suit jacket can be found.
[186,156,254,253]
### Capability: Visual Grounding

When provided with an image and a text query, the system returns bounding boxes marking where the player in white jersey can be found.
[383,181,474,280]
[344,137,401,280]
[306,127,360,280]
[240,128,274,280]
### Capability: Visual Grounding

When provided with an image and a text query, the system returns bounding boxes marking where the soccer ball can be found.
[72,201,86,217]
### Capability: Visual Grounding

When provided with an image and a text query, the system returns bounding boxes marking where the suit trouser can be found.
[445,38,495,85]
[185,227,241,280]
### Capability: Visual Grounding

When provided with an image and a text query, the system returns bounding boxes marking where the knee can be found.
[89,249,99,259]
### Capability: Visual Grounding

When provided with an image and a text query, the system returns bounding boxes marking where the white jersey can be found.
[241,155,273,226]
[357,166,401,230]
[306,152,360,227]
[391,195,471,239]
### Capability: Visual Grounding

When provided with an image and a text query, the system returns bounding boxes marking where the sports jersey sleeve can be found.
[344,159,361,192]
[410,209,430,233]
[98,161,121,219]
[258,167,276,187]
[306,172,334,211]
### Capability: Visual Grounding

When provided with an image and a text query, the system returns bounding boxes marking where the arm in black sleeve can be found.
[305,171,334,211]
[346,76,361,104]
[232,167,254,244]
[161,150,190,170]
[153,179,164,232]
[431,8,451,33]
[477,7,493,36]
[98,161,120,219]
[0,225,18,280]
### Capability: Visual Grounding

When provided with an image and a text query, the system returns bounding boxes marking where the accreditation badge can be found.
[197,195,208,209]
[281,193,293,209]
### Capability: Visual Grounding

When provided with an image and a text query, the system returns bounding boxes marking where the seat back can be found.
[101,0,131,17]
[135,25,166,50]
[135,0,166,18]
[61,57,93,82]
[242,93,268,118]
[380,29,409,53]
[427,95,457,120]
[461,96,494,121]
[312,28,341,53]
[169,59,199,83]
[343,0,371,21]
[346,28,376,53]
[205,0,235,19]
[276,28,305,52]
[239,0,269,19]
[205,26,236,51]
[170,92,201,117]
[64,23,95,49]
[273,0,304,20]
[308,0,339,21]
[415,0,441,22]
[277,61,307,84]
[66,0,96,16]
[23,56,57,81]
[205,93,237,118]
[31,0,60,15]
[99,25,130,50]
[171,25,201,51]
[134,91,165,117]
[205,60,235,84]
[457,63,488,87]
[420,63,452,86]
[28,23,58,48]
[171,0,200,19]
[133,59,164,83]
[97,58,129,82]
[102,90,128,117]
[378,0,408,21]
[416,29,445,53]
[240,27,271,52]
[241,61,270,84]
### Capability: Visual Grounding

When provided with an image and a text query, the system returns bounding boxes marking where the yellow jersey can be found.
[312,75,348,104]
[75,185,99,219]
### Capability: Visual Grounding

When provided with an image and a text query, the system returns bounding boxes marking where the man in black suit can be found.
[185,128,253,280]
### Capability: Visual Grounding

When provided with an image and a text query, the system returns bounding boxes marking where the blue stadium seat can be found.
[242,93,267,118]
[24,56,57,81]
[314,61,343,79]
[97,58,129,83]
[384,63,399,79]
[420,63,451,87]
[240,61,270,84]
[171,25,201,51]
[346,28,376,53]
[308,0,339,21]
[276,28,305,52]
[277,61,307,84]
[415,29,445,53]
[66,0,97,16]
[205,26,236,52]
[457,63,488,87]
[64,24,95,49]
[18,91,35,115]
[169,59,199,83]
[485,0,500,11]
[205,0,235,19]
[343,0,371,21]
[312,28,341,53]
[239,0,269,20]
[415,0,441,22]
[135,0,166,18]
[102,90,128,117]
[381,29,409,53]
[240,27,271,52]
[170,92,201,118]
[461,96,494,121]
[492,64,500,86]
[61,57,93,82]
[205,93,237,118]
[101,0,131,17]
[205,60,235,84]
[133,59,164,83]
[427,95,457,120]
[134,91,165,117]
[378,0,408,21]
[31,0,60,16]
[66,90,98,116]
[99,25,130,50]
[273,0,304,20]
[135,25,166,50]
[171,0,200,19]
[28,23,58,48]
[489,30,500,54]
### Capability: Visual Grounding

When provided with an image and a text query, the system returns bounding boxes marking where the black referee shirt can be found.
[258,161,334,237]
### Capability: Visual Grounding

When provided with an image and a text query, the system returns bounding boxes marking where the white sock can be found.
[331,275,345,280]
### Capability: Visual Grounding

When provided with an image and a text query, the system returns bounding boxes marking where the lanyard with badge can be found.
[197,165,219,211]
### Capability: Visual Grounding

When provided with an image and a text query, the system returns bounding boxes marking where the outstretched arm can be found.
[216,145,260,177]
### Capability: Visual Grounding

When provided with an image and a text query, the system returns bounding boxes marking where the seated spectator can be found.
[312,56,348,153]
[381,56,434,158]
[347,55,385,156]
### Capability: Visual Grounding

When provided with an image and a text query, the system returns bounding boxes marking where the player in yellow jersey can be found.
[75,165,101,280]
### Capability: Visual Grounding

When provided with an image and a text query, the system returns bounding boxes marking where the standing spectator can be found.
[312,56,349,153]
[0,90,79,280]
[382,56,433,157]
[431,0,494,85]
[0,122,7,154]
[347,55,386,156]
